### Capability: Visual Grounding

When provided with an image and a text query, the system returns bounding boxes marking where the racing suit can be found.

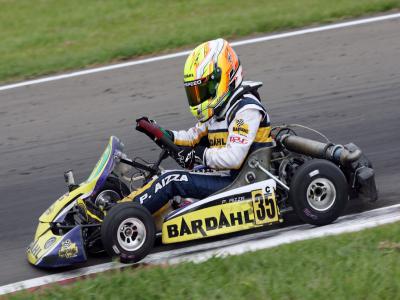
[123,82,273,215]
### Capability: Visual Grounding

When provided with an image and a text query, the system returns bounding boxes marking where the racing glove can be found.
[173,145,206,169]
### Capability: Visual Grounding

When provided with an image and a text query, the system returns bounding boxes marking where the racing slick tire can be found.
[101,202,156,263]
[289,159,348,226]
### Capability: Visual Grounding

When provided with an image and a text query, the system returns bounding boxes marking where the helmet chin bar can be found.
[197,105,213,123]
[197,106,207,122]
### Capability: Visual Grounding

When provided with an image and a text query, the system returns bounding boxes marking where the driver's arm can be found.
[171,122,208,147]
[204,108,263,170]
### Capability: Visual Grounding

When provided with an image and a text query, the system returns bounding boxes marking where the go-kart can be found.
[27,119,378,267]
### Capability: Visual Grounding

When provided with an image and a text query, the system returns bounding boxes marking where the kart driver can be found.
[83,38,273,222]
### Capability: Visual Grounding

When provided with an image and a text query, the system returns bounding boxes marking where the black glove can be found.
[136,116,152,123]
[173,146,206,169]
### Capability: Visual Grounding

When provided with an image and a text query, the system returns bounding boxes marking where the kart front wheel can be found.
[289,159,348,226]
[92,177,130,206]
[101,202,156,263]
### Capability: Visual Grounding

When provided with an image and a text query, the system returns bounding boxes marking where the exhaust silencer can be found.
[279,134,362,165]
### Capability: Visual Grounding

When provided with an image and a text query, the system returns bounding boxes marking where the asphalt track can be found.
[0,16,399,286]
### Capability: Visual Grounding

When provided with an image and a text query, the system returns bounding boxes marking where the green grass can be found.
[10,222,400,300]
[1,0,400,83]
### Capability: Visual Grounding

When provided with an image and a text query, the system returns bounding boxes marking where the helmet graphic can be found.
[183,38,243,122]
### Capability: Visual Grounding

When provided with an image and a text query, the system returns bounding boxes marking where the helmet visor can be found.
[184,77,217,106]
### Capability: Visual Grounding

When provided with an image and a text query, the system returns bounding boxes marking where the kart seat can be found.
[214,143,275,194]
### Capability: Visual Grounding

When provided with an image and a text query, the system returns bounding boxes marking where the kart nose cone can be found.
[27,225,87,268]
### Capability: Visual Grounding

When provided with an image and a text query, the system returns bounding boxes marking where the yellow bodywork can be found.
[28,137,115,265]
[162,189,281,244]
[27,223,63,265]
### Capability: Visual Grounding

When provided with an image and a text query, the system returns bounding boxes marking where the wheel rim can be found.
[117,217,146,251]
[95,190,120,207]
[306,178,336,212]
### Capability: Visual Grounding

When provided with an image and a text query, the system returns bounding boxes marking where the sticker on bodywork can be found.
[251,189,279,225]
[58,239,78,259]
[162,188,280,243]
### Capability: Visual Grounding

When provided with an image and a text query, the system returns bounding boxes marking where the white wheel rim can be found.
[117,217,146,251]
[306,178,336,212]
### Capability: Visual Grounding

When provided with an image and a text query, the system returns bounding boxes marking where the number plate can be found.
[251,189,280,225]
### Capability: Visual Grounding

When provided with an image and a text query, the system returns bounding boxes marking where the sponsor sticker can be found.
[230,136,248,144]
[251,189,278,225]
[162,188,280,243]
[184,79,202,87]
[209,136,227,147]
[27,240,41,259]
[44,237,56,249]
[58,239,78,259]
[233,119,249,137]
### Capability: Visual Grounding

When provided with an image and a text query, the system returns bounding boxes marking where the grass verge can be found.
[9,221,400,300]
[1,0,400,83]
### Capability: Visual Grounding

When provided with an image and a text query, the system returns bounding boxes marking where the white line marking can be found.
[164,204,400,264]
[1,12,400,92]
[0,203,399,296]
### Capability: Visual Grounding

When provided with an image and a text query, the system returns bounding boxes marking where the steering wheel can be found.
[136,118,179,154]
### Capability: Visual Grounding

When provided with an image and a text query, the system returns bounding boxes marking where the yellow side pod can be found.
[162,189,280,244]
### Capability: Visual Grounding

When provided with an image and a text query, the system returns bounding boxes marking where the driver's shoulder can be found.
[226,96,267,126]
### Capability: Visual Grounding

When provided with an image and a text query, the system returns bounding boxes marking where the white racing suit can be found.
[126,82,273,214]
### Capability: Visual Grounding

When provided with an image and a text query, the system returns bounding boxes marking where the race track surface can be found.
[0,16,399,285]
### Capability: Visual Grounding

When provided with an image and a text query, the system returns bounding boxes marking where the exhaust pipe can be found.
[279,134,362,165]
[279,134,377,202]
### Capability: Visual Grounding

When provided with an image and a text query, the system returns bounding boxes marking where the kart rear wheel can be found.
[101,202,155,263]
[289,159,348,226]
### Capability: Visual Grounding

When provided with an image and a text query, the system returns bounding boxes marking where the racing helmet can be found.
[183,38,243,122]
